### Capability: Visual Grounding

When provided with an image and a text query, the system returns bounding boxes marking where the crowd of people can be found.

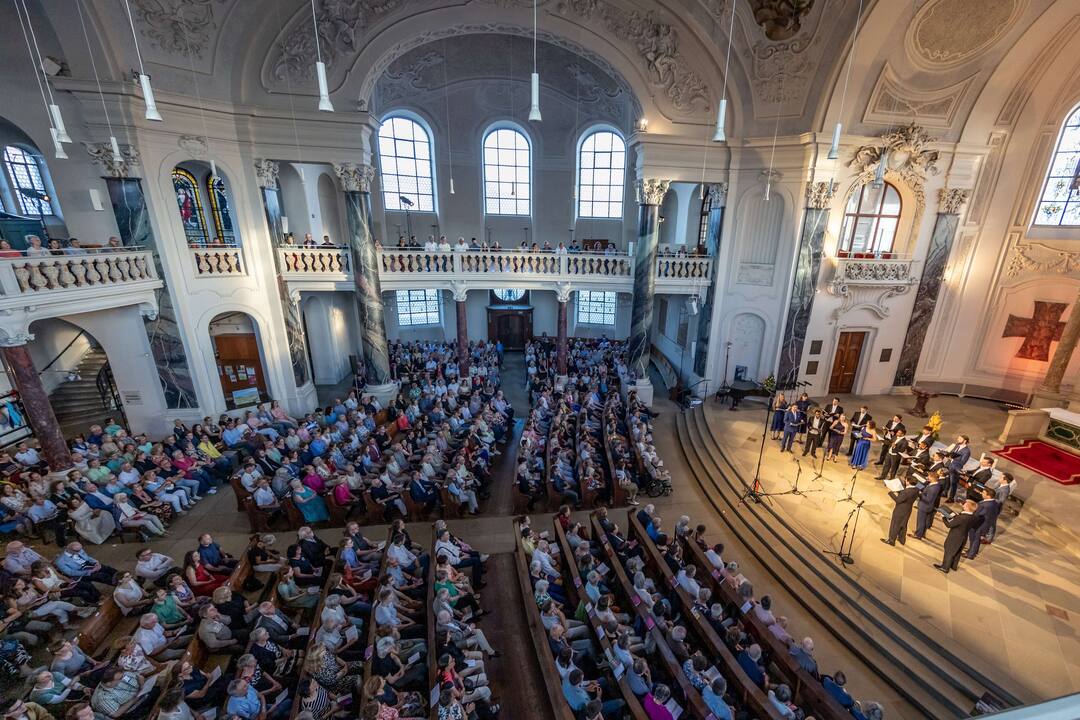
[0,234,126,258]
[377,234,708,258]
[770,394,1017,574]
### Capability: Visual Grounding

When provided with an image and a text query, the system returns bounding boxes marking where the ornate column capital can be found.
[937,187,970,216]
[254,159,280,189]
[555,282,573,304]
[805,180,838,209]
[636,178,671,206]
[334,163,376,193]
[449,281,469,303]
[84,142,141,178]
[705,183,728,206]
[0,329,34,347]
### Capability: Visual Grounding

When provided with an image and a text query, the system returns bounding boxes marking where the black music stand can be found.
[824,500,864,566]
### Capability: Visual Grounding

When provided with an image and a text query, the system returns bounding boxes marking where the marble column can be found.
[556,284,571,376]
[2,340,71,471]
[255,160,310,388]
[336,163,393,401]
[1040,289,1080,394]
[776,181,836,386]
[453,285,469,373]
[693,183,727,378]
[628,179,670,404]
[893,188,970,387]
[103,173,197,409]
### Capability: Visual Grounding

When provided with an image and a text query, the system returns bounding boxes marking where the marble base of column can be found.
[556,300,568,376]
[362,381,399,408]
[630,377,655,407]
[2,344,72,471]
[456,300,469,373]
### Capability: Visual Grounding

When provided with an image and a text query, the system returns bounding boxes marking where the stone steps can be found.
[676,406,1028,719]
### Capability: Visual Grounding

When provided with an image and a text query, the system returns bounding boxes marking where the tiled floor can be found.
[698,393,1080,703]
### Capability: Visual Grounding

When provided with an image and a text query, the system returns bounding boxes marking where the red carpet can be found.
[993,439,1080,485]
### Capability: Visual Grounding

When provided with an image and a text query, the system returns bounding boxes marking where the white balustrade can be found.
[377,249,638,280]
[279,246,351,275]
[831,256,915,285]
[0,250,158,296]
[654,255,713,281]
[191,247,246,276]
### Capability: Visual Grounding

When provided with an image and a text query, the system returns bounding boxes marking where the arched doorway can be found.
[208,312,271,409]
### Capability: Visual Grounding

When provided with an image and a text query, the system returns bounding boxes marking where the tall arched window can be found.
[206,175,236,246]
[3,146,52,216]
[378,116,435,212]
[838,182,902,256]
[577,130,626,219]
[1035,105,1080,226]
[172,168,209,246]
[483,127,530,215]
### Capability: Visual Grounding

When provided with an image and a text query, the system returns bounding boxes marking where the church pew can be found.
[513,519,579,720]
[286,543,345,719]
[361,526,396,689]
[626,512,787,720]
[587,512,712,719]
[426,533,438,720]
[603,395,628,508]
[75,595,126,655]
[229,476,248,513]
[543,408,562,509]
[677,532,852,720]
[550,517,649,720]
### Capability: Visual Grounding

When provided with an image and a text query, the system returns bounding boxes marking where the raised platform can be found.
[677,396,1080,716]
[994,439,1080,485]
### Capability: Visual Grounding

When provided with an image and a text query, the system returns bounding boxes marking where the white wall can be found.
[302,292,357,384]
[25,318,92,394]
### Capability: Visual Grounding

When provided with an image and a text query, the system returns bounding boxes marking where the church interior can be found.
[0,0,1079,719]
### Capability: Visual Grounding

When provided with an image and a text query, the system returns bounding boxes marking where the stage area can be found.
[695,394,1080,705]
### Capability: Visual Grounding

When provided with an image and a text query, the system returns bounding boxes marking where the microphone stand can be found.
[839,468,859,504]
[824,500,864,566]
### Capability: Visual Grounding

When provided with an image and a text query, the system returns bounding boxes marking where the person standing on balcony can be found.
[454,237,469,252]
[302,233,316,247]
[321,235,334,246]
[24,235,48,257]
[438,235,452,252]
[424,235,438,251]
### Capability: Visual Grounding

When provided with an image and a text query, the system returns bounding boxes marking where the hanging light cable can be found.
[275,0,307,183]
[712,0,736,142]
[764,76,784,202]
[18,0,70,143]
[829,0,864,160]
[76,0,122,164]
[13,0,64,158]
[179,5,217,179]
[442,37,454,194]
[528,0,541,122]
[310,0,333,112]
[121,0,162,121]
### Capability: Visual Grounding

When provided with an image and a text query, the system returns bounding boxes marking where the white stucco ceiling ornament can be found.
[848,123,940,212]
[555,0,709,113]
[84,142,142,178]
[906,0,1026,70]
[863,64,975,129]
[178,135,209,158]
[130,0,230,58]
[747,0,814,42]
[744,0,832,111]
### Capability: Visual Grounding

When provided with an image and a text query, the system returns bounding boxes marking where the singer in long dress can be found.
[67,496,116,544]
[770,393,787,440]
[850,421,877,470]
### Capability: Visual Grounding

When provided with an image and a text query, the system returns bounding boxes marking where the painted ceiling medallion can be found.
[748,0,814,41]
[907,0,1024,69]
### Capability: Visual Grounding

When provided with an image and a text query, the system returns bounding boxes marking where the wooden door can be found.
[213,333,268,408]
[498,315,525,349]
[828,331,865,394]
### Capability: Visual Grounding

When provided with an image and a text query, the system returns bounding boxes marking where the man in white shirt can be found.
[437,236,452,252]
[676,565,702,598]
[454,237,469,252]
[134,548,176,584]
[117,462,141,487]
[704,543,725,571]
[14,442,42,467]
[134,613,190,659]
[529,539,560,580]
[2,541,43,576]
[424,235,439,251]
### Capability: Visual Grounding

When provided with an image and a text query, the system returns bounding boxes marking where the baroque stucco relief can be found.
[906,0,1026,70]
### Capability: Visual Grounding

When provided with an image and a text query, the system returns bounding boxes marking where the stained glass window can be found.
[206,175,236,246]
[483,127,531,216]
[3,146,52,216]
[577,130,626,219]
[396,289,441,326]
[378,116,436,212]
[1034,105,1080,226]
[576,290,616,326]
[172,168,209,246]
[494,289,525,302]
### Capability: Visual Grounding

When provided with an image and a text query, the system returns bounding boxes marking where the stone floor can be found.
[699,393,1080,704]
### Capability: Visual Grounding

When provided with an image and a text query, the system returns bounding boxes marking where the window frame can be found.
[377,113,438,214]
[576,290,617,327]
[576,128,626,220]
[482,124,532,217]
[837,181,903,256]
[3,145,53,216]
[1033,105,1080,227]
[395,289,442,327]
[206,175,237,247]
[171,167,211,247]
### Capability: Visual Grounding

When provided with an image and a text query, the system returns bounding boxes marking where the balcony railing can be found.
[0,249,159,296]
[830,255,915,285]
[190,247,245,276]
[279,246,350,275]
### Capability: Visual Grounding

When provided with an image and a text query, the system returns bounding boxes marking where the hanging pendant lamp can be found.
[311,0,334,112]
[122,0,162,120]
[528,0,541,121]
[829,0,864,160]
[713,0,736,142]
[18,0,72,142]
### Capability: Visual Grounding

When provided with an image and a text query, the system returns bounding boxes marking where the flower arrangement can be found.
[927,410,943,440]
[761,374,777,395]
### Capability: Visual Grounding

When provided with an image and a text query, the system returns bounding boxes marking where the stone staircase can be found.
[48,347,115,434]
[675,405,1030,719]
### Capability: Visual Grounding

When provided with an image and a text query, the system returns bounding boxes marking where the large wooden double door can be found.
[828,331,866,394]
[487,308,533,350]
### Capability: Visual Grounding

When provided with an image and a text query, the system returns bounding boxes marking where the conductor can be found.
[935,499,979,574]
[881,476,920,546]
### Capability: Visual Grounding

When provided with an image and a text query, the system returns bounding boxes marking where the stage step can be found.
[676,406,1029,719]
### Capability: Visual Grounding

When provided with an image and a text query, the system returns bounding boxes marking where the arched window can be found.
[577,130,625,219]
[1034,105,1080,226]
[3,146,52,216]
[171,168,209,246]
[206,175,236,246]
[838,182,902,256]
[483,127,530,215]
[493,288,525,302]
[378,116,435,212]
